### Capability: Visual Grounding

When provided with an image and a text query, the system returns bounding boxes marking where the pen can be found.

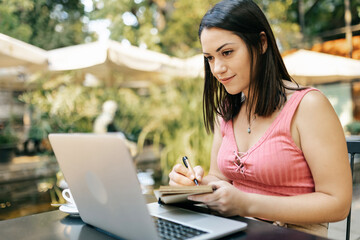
[182,156,199,186]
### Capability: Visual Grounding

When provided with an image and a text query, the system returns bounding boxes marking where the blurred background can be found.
[0,0,360,237]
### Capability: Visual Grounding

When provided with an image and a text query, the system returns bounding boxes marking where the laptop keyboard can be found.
[153,216,208,240]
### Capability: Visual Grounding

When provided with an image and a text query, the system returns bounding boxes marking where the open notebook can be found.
[49,133,247,240]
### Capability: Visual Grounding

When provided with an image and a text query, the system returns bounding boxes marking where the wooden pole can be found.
[298,0,306,48]
[344,0,353,58]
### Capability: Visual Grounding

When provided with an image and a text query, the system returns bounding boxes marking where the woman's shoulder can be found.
[294,88,334,123]
[283,81,323,102]
[298,88,328,109]
[281,80,331,116]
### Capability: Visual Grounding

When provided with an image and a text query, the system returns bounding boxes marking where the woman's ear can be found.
[260,31,268,54]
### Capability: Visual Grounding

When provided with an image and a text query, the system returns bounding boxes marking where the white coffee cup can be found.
[62,189,77,207]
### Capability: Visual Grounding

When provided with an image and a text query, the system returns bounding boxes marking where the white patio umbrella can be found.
[0,33,205,89]
[47,40,203,87]
[283,49,360,85]
[0,33,48,90]
[0,33,48,70]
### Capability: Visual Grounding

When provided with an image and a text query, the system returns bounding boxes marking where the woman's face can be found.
[200,27,252,96]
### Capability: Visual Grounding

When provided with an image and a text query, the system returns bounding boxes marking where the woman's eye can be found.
[223,50,233,56]
[205,56,214,61]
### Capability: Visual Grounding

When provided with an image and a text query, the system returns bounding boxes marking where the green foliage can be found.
[92,0,360,55]
[92,0,218,57]
[136,77,212,182]
[92,0,305,56]
[21,73,110,133]
[0,0,93,50]
[346,121,360,135]
[255,0,302,51]
[20,73,212,181]
[2,0,357,54]
[299,0,360,40]
[0,123,19,145]
[0,0,33,42]
[159,0,219,57]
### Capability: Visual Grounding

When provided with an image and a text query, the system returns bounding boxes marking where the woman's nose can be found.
[213,59,227,75]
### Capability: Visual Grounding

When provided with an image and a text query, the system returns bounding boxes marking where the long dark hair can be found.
[199,0,301,133]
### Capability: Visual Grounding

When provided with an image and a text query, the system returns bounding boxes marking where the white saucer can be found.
[59,204,80,217]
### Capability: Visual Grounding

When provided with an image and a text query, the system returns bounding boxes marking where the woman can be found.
[168,0,352,237]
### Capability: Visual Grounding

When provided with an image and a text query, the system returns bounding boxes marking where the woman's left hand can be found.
[188,180,248,217]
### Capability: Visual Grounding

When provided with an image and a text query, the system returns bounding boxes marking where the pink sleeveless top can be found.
[218,88,317,196]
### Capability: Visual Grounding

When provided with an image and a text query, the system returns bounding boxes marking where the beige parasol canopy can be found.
[0,33,48,90]
[0,33,204,89]
[47,40,203,87]
[0,33,48,69]
[283,49,360,85]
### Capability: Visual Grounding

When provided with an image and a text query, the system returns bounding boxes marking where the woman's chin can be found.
[224,86,241,95]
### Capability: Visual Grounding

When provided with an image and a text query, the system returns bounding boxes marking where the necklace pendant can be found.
[247,127,251,134]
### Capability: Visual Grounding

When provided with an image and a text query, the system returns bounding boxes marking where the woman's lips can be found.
[219,75,236,83]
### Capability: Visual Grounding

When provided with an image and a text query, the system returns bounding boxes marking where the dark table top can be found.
[0,207,329,240]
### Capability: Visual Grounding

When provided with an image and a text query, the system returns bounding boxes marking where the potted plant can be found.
[0,124,19,163]
[346,121,360,135]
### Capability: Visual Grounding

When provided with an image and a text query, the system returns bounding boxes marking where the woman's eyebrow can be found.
[203,43,235,54]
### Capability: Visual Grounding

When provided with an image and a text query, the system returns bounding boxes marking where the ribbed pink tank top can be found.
[218,88,317,196]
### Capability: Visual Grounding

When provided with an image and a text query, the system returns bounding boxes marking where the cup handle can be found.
[62,189,75,205]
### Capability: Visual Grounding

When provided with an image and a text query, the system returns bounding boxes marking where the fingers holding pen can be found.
[193,166,204,182]
[181,156,199,185]
[168,156,205,186]
[169,164,197,186]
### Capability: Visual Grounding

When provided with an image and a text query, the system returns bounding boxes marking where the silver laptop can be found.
[49,133,247,240]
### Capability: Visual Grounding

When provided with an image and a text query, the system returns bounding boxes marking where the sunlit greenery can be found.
[0,0,92,49]
[2,0,359,53]
[20,73,212,182]
[0,123,19,145]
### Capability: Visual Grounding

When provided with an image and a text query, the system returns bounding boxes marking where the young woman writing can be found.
[168,0,352,237]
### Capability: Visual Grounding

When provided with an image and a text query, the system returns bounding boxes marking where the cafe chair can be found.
[345,140,359,240]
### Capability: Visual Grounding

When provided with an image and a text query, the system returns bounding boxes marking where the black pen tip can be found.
[194,179,199,186]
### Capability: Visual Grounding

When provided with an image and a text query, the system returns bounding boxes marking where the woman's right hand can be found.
[169,164,204,186]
